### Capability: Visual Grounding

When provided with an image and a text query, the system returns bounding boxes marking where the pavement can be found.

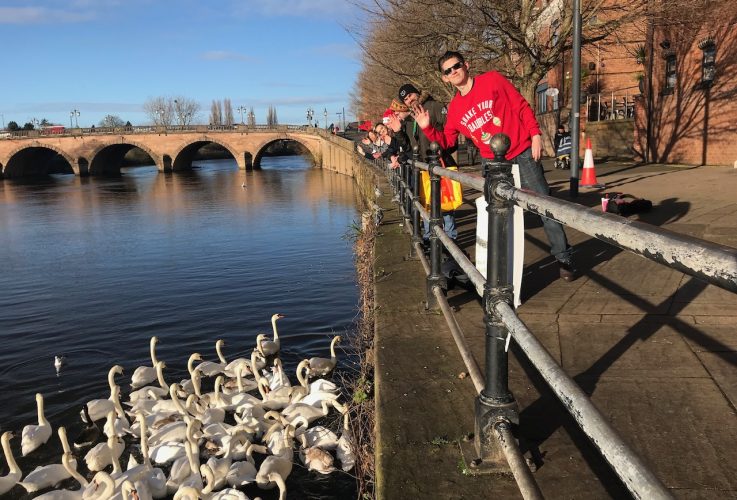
[372,158,737,499]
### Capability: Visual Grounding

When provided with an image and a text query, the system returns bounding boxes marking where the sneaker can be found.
[558,262,578,282]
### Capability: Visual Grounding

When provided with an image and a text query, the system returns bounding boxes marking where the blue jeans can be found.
[423,212,457,241]
[511,148,573,264]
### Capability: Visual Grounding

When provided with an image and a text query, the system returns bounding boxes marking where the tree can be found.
[99,115,125,128]
[351,0,658,111]
[172,96,199,125]
[144,97,174,126]
[223,98,234,126]
[23,122,34,130]
[7,121,19,131]
[266,105,278,127]
[210,100,223,126]
[248,106,256,126]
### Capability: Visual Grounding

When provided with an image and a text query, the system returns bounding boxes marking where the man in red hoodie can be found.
[412,50,576,281]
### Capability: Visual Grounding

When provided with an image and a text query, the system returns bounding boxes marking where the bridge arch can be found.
[252,136,317,169]
[2,143,75,178]
[171,137,242,171]
[88,141,161,175]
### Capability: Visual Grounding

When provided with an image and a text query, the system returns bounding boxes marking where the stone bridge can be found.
[0,126,355,178]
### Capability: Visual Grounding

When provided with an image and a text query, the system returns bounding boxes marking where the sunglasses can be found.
[442,61,464,76]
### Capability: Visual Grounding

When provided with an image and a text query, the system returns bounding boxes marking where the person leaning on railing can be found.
[412,50,578,281]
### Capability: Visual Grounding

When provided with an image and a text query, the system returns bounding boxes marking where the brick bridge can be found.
[0,126,354,178]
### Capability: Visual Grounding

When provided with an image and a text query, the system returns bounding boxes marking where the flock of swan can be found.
[1,314,354,499]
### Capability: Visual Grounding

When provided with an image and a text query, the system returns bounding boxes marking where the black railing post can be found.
[476,133,518,468]
[425,142,445,309]
[409,146,422,259]
[402,160,412,231]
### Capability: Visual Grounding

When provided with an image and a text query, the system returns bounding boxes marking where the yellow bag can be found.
[420,166,463,211]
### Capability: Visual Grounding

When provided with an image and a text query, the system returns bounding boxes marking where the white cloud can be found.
[233,0,356,19]
[0,6,95,23]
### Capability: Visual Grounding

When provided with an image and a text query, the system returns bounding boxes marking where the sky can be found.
[0,0,365,129]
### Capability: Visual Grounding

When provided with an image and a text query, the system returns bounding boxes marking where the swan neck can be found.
[271,317,280,341]
[37,395,48,426]
[58,427,72,454]
[1,434,21,474]
[216,341,227,364]
[330,337,339,359]
[296,362,308,388]
[150,338,158,365]
[156,363,168,390]
[63,453,88,487]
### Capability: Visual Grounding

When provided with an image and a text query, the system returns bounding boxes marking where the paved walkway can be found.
[373,160,737,499]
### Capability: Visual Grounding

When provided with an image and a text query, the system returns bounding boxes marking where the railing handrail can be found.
[0,124,323,139]
[369,143,737,498]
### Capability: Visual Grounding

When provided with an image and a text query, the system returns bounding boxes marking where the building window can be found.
[664,54,676,94]
[536,84,548,113]
[702,44,716,86]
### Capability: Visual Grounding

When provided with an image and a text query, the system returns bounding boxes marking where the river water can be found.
[0,155,360,498]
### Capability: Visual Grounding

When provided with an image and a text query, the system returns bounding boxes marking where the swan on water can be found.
[256,313,285,358]
[21,393,52,456]
[131,336,161,389]
[85,415,125,471]
[33,452,87,499]
[129,361,169,402]
[18,427,76,492]
[0,431,22,495]
[225,442,262,487]
[83,365,124,423]
[307,335,341,378]
[73,405,102,448]
[335,410,356,472]
[195,340,228,377]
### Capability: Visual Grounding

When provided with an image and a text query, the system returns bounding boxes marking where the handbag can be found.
[420,161,463,211]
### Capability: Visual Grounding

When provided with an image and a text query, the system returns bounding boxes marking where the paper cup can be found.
[601,197,609,212]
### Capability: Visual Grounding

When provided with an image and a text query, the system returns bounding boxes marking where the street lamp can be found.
[70,109,80,128]
[323,108,328,129]
[306,107,314,126]
[237,105,247,124]
[173,99,183,126]
[336,110,343,132]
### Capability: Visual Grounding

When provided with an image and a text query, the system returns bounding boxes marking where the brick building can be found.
[536,3,737,167]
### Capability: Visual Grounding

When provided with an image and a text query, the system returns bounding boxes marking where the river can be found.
[0,155,360,498]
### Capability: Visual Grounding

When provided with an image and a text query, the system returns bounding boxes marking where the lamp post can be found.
[323,108,328,129]
[306,107,314,126]
[237,106,247,124]
[247,110,255,126]
[173,99,183,126]
[336,110,344,132]
[70,109,80,128]
[31,118,40,130]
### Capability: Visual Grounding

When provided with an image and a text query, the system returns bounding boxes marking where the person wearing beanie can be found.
[412,50,577,281]
[397,82,458,241]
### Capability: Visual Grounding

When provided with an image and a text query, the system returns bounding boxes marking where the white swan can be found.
[255,425,293,491]
[131,336,160,389]
[307,335,341,378]
[33,452,86,499]
[266,358,291,391]
[83,365,124,423]
[264,471,287,500]
[85,414,125,471]
[178,353,203,396]
[166,437,201,494]
[336,411,356,472]
[18,427,76,492]
[129,361,169,402]
[257,313,285,358]
[195,339,227,377]
[21,392,52,456]
[0,431,22,495]
[225,442,263,487]
[281,398,343,426]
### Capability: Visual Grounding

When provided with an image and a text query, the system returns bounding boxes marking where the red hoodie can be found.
[421,71,542,160]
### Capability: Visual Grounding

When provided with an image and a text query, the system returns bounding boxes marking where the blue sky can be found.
[0,0,364,128]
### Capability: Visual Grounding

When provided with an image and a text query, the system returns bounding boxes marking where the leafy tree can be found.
[7,121,19,131]
[210,100,223,125]
[223,98,234,126]
[23,122,34,130]
[99,115,125,128]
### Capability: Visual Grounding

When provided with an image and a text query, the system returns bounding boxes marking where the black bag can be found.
[604,192,653,216]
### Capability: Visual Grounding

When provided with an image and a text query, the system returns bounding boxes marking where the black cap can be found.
[398,84,420,102]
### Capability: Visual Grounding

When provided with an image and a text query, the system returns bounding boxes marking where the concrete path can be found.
[373,160,737,499]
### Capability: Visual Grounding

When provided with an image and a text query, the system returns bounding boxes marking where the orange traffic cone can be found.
[580,138,604,188]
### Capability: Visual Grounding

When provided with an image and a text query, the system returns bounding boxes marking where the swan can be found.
[149,418,198,465]
[195,339,227,377]
[256,377,292,411]
[83,365,124,423]
[255,426,293,491]
[115,414,167,499]
[129,361,169,402]
[21,392,53,456]
[266,358,291,391]
[299,446,336,474]
[256,313,285,358]
[33,452,86,500]
[294,418,339,450]
[178,353,203,396]
[85,414,125,471]
[131,336,160,389]
[223,364,257,394]
[18,427,76,492]
[85,471,118,499]
[120,479,152,500]
[0,431,22,495]
[336,411,356,472]
[103,397,132,438]
[290,360,340,406]
[307,335,341,378]
[264,471,287,500]
[166,437,201,495]
[281,398,343,426]
[225,442,263,487]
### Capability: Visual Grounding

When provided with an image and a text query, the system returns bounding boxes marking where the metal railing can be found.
[586,89,638,122]
[371,135,737,499]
